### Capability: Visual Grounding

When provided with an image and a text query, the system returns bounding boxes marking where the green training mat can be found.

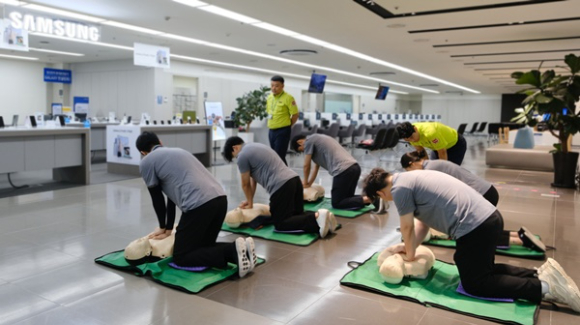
[221,224,319,246]
[341,252,538,325]
[304,197,374,218]
[95,250,265,294]
[425,236,545,259]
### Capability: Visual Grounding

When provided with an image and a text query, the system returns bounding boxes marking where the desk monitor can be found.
[378,114,382,119]
[332,113,338,120]
[12,115,18,126]
[182,111,196,124]
[394,114,399,120]
[346,113,351,120]
[402,114,407,119]
[368,114,372,119]
[0,116,4,128]
[315,112,321,120]
[387,114,391,120]
[359,113,363,120]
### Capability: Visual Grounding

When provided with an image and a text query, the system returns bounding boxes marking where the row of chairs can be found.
[457,122,487,136]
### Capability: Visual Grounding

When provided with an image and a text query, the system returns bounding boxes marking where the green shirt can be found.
[267,91,298,129]
[410,122,458,151]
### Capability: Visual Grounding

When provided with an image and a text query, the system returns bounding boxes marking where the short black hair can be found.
[271,75,285,84]
[222,136,244,162]
[362,168,390,201]
[400,151,427,169]
[136,131,161,153]
[291,135,306,152]
[396,122,415,139]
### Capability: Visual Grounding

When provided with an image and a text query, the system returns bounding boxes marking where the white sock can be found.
[541,280,550,296]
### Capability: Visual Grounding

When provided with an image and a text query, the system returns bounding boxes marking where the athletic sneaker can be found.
[372,197,388,214]
[518,226,546,252]
[539,258,580,312]
[327,211,338,234]
[245,237,257,272]
[316,209,331,238]
[235,237,251,278]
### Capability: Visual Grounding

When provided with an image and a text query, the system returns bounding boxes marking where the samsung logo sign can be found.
[9,12,100,42]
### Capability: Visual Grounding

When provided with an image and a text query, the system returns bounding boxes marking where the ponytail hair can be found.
[400,151,427,169]
[363,168,390,201]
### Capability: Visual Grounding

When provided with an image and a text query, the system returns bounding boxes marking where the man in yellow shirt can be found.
[397,121,467,165]
[267,75,299,165]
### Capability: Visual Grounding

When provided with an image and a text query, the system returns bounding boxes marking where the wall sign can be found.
[44,68,72,84]
[8,11,100,42]
[134,42,170,68]
[73,96,89,114]
[0,19,29,51]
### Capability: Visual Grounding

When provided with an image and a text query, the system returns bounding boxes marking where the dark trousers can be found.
[455,210,542,303]
[483,185,499,206]
[270,176,319,233]
[173,196,237,269]
[269,126,292,165]
[431,134,467,166]
[331,163,365,210]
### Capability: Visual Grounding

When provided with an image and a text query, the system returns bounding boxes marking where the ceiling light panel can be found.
[172,0,207,8]
[29,47,84,56]
[0,53,38,60]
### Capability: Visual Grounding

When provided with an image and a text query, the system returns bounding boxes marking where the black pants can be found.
[269,126,292,165]
[172,196,237,269]
[455,210,542,303]
[270,177,319,233]
[431,134,467,166]
[331,163,364,210]
[483,185,499,206]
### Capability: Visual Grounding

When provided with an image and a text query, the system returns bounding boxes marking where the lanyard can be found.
[270,91,284,113]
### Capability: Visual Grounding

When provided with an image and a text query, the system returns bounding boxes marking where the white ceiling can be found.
[1,0,579,95]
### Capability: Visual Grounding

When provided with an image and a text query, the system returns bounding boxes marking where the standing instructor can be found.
[267,75,299,165]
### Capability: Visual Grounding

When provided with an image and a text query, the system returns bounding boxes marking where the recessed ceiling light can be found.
[279,49,318,56]
[387,24,406,28]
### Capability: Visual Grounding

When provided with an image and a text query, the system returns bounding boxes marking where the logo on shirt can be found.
[432,138,439,144]
[291,100,296,106]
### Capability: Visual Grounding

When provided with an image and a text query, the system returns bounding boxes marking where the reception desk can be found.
[106,124,212,175]
[67,122,120,151]
[0,127,90,184]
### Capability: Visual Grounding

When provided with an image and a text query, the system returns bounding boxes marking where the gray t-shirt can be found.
[140,147,225,212]
[303,134,357,177]
[391,170,496,239]
[237,142,298,194]
[423,160,492,195]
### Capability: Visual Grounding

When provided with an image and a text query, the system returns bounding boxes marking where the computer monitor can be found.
[378,114,382,119]
[359,113,364,120]
[375,85,390,100]
[332,113,338,120]
[346,113,351,120]
[315,112,321,120]
[308,73,327,93]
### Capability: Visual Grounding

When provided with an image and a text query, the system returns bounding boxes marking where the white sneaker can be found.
[327,211,338,234]
[539,258,580,312]
[245,237,257,272]
[316,209,330,238]
[235,237,251,278]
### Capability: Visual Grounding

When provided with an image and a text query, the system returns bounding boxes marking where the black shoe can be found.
[518,227,546,252]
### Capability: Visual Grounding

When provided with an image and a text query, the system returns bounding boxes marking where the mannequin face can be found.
[405,161,424,171]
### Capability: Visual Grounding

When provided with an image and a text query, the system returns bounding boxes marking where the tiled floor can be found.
[1,138,579,324]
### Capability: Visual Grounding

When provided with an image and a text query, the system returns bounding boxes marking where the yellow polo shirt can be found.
[267,91,298,129]
[410,122,458,151]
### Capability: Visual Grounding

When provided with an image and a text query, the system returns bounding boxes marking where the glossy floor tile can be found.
[0,138,579,324]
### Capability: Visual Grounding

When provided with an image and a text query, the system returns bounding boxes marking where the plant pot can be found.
[551,151,579,188]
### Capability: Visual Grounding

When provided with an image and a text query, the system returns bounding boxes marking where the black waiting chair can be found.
[351,124,367,146]
[457,123,467,135]
[300,124,318,137]
[338,124,355,145]
[318,122,340,140]
[475,122,487,137]
[466,122,479,136]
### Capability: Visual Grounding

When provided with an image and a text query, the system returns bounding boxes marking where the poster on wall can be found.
[0,19,29,51]
[73,97,89,114]
[204,101,225,128]
[134,42,170,68]
[106,125,141,166]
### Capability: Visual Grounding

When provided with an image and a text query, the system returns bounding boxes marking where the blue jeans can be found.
[269,126,291,165]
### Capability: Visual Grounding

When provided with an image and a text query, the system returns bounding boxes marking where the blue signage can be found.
[44,68,72,84]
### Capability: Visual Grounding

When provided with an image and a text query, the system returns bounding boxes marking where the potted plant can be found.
[233,86,270,133]
[511,54,580,188]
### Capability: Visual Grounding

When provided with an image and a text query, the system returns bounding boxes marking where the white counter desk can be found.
[0,126,91,185]
[67,122,120,151]
[106,124,212,175]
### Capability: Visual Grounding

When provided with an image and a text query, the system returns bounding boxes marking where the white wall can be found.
[0,59,48,125]
[70,60,156,120]
[421,94,502,129]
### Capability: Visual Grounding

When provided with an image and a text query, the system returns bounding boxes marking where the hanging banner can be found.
[134,42,170,68]
[0,19,29,51]
[44,68,72,84]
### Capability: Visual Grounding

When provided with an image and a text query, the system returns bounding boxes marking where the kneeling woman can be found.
[363,168,580,311]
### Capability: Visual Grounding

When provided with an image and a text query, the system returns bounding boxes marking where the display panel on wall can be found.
[308,73,327,94]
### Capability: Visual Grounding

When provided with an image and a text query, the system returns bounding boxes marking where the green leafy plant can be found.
[511,54,580,153]
[233,86,270,132]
